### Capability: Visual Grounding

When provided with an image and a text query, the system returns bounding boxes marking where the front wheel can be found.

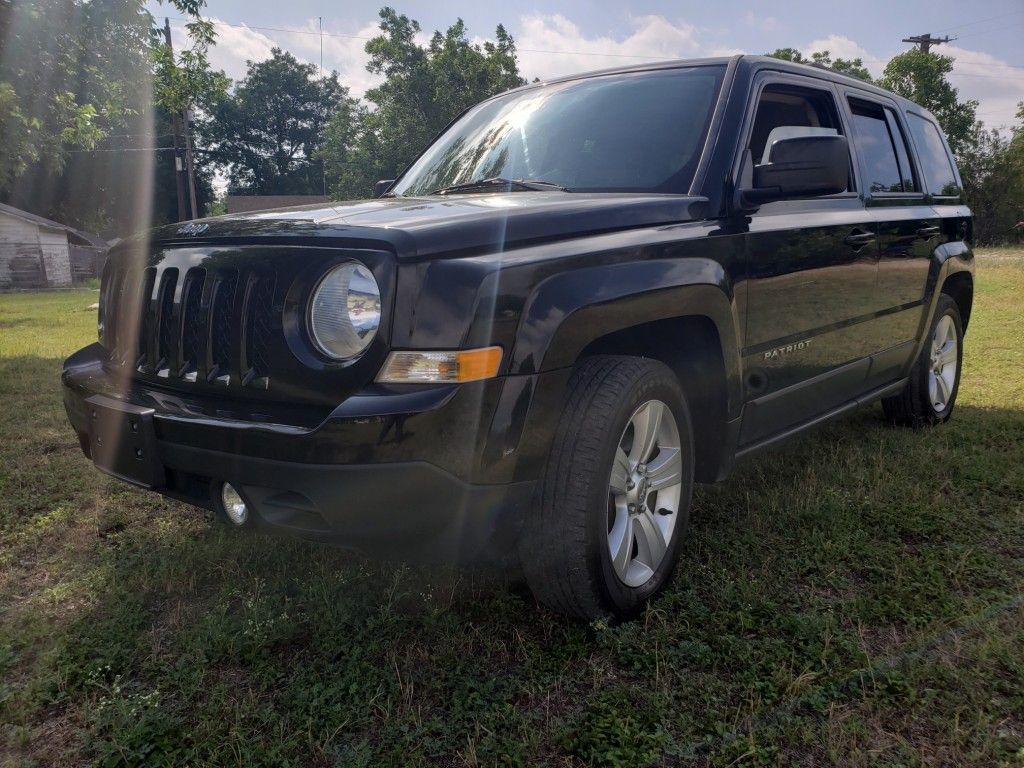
[883,293,964,426]
[518,356,694,621]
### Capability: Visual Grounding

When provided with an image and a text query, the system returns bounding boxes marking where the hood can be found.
[150,192,709,260]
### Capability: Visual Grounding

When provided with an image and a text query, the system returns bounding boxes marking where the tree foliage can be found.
[203,49,352,195]
[879,50,977,155]
[765,48,873,82]
[0,0,224,233]
[323,8,526,199]
[958,105,1024,243]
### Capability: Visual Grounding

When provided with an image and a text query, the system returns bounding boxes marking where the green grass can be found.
[1,251,1023,767]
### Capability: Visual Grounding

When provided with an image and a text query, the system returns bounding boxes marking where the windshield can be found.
[391,66,726,197]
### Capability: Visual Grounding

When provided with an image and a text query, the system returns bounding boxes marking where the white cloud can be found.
[944,45,1023,130]
[804,35,881,75]
[172,16,383,97]
[514,14,704,81]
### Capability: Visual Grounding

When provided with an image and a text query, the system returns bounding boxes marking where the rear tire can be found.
[518,355,694,621]
[882,293,963,427]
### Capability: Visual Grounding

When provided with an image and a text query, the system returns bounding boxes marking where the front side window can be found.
[906,113,959,196]
[391,66,726,197]
[748,84,851,192]
[848,99,909,193]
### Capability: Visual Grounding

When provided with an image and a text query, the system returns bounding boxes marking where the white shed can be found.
[0,203,107,289]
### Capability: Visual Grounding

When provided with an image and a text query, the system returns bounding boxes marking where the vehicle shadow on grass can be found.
[8,352,1024,766]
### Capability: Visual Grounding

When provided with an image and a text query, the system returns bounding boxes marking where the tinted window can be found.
[884,109,918,192]
[907,113,959,196]
[749,85,850,192]
[849,100,905,193]
[393,67,725,196]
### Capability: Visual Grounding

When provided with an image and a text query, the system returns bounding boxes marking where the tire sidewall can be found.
[921,297,963,423]
[583,368,695,617]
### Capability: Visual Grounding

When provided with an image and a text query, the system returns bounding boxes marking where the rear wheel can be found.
[518,355,694,621]
[883,294,963,426]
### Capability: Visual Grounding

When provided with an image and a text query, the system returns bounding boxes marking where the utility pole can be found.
[162,18,197,221]
[182,108,199,219]
[902,33,956,54]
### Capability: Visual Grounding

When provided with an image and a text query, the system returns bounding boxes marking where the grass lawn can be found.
[1,250,1023,767]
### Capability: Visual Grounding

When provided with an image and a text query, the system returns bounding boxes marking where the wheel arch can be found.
[577,315,730,482]
[941,269,974,331]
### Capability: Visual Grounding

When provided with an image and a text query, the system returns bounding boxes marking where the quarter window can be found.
[848,99,914,193]
[907,113,959,196]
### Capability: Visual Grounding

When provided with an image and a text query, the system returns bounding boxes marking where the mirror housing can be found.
[374,179,396,198]
[741,134,848,205]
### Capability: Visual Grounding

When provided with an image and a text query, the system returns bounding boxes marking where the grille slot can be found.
[208,272,238,385]
[242,274,275,388]
[155,269,179,376]
[135,268,157,370]
[178,269,206,380]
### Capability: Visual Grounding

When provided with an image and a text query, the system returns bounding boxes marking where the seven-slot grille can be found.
[102,264,278,391]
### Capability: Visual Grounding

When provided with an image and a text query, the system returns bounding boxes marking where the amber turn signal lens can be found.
[376,347,503,384]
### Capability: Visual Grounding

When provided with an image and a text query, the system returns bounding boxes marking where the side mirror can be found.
[374,179,395,198]
[742,135,848,204]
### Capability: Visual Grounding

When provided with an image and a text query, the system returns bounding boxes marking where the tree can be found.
[203,49,352,196]
[325,8,526,199]
[765,48,873,82]
[879,50,977,155]
[0,0,224,233]
[957,104,1024,244]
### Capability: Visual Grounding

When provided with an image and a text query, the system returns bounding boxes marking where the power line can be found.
[934,9,1024,35]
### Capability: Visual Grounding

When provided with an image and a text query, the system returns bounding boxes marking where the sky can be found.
[158,0,1024,130]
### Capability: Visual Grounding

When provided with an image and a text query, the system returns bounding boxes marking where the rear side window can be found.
[848,99,915,193]
[906,113,959,196]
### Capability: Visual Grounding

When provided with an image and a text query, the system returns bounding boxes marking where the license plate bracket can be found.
[85,395,163,488]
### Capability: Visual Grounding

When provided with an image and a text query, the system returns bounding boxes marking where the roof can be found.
[525,54,922,115]
[0,202,108,249]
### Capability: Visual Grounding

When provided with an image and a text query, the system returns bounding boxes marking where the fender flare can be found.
[911,240,974,363]
[508,257,744,420]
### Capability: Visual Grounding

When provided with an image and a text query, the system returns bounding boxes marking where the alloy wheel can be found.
[606,399,683,588]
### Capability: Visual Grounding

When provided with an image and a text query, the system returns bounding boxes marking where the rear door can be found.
[841,90,940,386]
[739,73,886,445]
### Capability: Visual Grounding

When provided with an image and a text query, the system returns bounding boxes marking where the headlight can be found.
[307,262,381,360]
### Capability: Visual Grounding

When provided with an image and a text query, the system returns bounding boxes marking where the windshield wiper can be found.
[430,177,567,196]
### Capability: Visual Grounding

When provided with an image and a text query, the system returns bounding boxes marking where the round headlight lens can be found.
[308,262,381,360]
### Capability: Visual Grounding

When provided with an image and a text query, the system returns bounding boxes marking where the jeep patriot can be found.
[63,56,973,620]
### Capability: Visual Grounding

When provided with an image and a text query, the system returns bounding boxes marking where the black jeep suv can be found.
[63,56,973,620]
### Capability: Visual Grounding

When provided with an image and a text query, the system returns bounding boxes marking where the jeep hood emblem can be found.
[176,222,209,236]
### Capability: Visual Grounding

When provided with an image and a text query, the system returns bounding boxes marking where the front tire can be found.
[518,356,694,621]
[883,293,963,426]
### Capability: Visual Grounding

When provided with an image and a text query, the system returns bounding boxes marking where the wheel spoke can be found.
[936,369,951,405]
[646,447,682,492]
[634,511,667,568]
[609,447,631,495]
[608,511,634,576]
[938,340,957,367]
[630,401,663,464]
[928,373,939,406]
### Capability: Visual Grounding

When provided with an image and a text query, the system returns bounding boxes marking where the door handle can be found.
[844,231,876,248]
[916,225,941,239]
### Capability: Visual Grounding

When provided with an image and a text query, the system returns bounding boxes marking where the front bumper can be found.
[62,343,549,561]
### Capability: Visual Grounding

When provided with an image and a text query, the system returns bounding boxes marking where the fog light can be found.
[221,483,248,526]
